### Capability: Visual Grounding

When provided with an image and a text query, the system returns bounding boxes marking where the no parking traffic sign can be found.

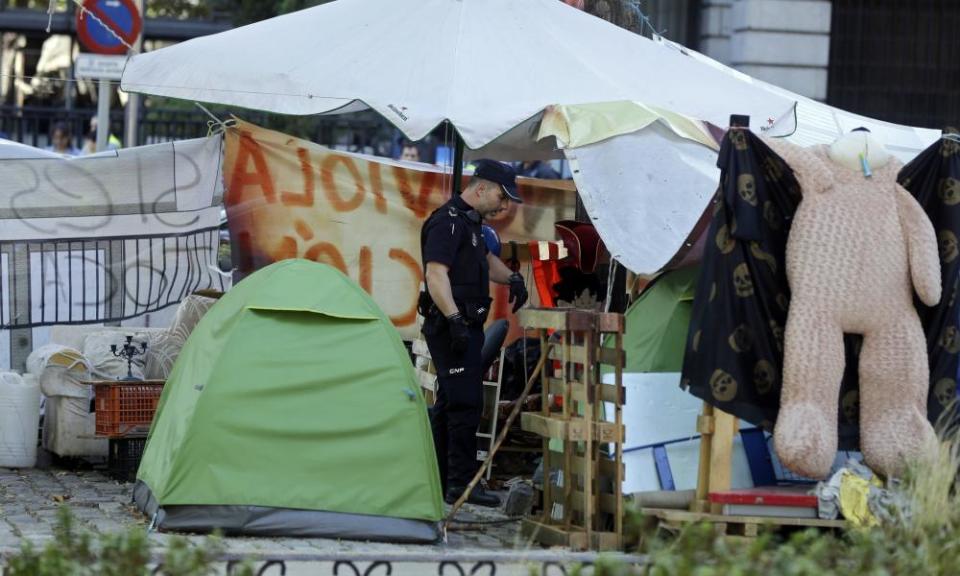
[76,0,143,55]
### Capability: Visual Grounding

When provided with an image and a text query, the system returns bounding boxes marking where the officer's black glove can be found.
[447,312,470,355]
[508,272,528,313]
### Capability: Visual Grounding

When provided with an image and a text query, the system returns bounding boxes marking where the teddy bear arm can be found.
[895,184,942,306]
[761,136,830,195]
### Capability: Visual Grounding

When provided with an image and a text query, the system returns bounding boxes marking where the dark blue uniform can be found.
[420,195,491,492]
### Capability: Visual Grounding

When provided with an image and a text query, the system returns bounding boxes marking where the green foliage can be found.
[97,528,151,576]
[637,520,960,576]
[145,1,212,20]
[571,555,642,576]
[157,533,224,576]
[598,434,960,575]
[3,506,230,576]
[5,0,58,8]
[218,0,335,26]
[5,0,209,19]
[228,0,282,26]
[276,0,333,15]
[0,0,330,25]
[4,506,99,576]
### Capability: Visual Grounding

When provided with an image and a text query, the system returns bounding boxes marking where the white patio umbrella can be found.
[120,0,796,159]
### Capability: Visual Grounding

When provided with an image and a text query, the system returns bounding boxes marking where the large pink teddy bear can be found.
[765,133,941,479]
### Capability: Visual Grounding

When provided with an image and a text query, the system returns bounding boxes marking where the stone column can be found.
[700,0,832,102]
[699,0,733,64]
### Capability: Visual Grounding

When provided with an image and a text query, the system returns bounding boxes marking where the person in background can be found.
[46,122,80,156]
[399,141,421,163]
[81,117,121,155]
[517,160,561,180]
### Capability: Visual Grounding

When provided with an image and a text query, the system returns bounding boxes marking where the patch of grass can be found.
[594,432,960,575]
[2,506,246,576]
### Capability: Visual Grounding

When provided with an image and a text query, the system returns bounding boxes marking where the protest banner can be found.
[0,136,227,368]
[224,120,577,339]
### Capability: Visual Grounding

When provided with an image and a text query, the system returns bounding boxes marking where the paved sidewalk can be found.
[0,466,643,575]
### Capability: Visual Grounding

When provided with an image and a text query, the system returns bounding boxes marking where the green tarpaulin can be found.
[605,266,698,374]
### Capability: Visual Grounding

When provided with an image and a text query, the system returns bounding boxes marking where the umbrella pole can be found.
[452,131,464,196]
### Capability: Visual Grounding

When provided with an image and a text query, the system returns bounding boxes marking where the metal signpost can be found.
[75,0,143,55]
[74,53,125,151]
[74,0,143,151]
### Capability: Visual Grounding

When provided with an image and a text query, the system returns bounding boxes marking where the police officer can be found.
[420,159,528,507]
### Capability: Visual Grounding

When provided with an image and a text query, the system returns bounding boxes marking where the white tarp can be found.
[654,37,940,160]
[0,137,224,241]
[565,122,719,275]
[553,40,943,275]
[610,372,755,493]
[0,139,61,160]
[613,371,857,492]
[0,136,229,370]
[121,0,796,157]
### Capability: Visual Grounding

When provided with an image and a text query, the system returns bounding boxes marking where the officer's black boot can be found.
[445,484,501,507]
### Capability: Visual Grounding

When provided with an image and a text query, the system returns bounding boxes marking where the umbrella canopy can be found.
[120,0,795,155]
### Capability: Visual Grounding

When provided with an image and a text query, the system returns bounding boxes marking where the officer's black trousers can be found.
[426,323,485,492]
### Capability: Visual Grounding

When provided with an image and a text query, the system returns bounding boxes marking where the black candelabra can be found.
[110,335,147,381]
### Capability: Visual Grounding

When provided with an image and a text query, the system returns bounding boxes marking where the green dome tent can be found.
[133,259,443,542]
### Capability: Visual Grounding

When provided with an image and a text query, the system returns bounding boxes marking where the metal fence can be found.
[0,228,228,330]
[0,104,400,155]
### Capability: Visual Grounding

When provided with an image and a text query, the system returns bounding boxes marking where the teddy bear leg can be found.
[774,308,845,479]
[859,315,938,478]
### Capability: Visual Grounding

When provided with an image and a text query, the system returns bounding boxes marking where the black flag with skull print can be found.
[899,128,960,429]
[680,128,864,450]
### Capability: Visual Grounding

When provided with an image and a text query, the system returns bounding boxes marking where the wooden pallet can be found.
[521,518,621,550]
[642,507,846,538]
[517,308,625,551]
[411,337,438,406]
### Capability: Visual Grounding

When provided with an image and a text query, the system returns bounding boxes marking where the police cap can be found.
[472,159,522,203]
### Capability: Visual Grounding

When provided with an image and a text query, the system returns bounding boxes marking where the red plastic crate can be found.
[94,381,165,437]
